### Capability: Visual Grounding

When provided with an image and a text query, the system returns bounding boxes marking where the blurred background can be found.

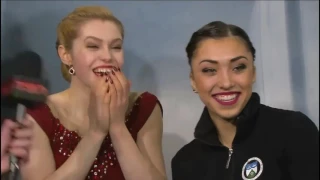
[1,1,319,179]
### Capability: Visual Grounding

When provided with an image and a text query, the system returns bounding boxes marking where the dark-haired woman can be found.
[171,21,319,180]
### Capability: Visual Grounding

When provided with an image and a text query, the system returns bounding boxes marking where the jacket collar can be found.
[194,92,261,147]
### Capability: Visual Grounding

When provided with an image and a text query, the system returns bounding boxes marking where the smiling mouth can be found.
[92,67,114,76]
[212,92,241,106]
[215,94,237,101]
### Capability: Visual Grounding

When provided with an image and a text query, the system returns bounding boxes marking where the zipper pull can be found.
[225,148,233,169]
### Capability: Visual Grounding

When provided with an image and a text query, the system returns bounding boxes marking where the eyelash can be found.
[234,64,247,72]
[87,45,99,49]
[201,64,247,74]
[113,46,122,50]
[202,68,216,74]
[87,45,122,50]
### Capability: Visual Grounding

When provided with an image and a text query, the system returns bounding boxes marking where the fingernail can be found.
[113,67,118,71]
[112,71,115,75]
[99,73,103,77]
[118,68,121,72]
[105,77,109,82]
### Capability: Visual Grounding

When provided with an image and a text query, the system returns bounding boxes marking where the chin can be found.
[207,101,243,121]
[217,110,240,120]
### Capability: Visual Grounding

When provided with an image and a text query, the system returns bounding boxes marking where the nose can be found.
[100,47,113,62]
[217,70,234,90]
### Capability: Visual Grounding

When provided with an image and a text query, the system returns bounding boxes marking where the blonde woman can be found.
[21,6,166,180]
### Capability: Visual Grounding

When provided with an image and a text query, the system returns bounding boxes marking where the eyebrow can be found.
[84,36,123,43]
[199,56,248,65]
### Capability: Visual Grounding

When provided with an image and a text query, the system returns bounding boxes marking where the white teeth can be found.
[93,69,112,73]
[215,94,237,101]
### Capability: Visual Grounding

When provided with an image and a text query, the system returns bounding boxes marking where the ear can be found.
[58,45,72,66]
[252,65,256,83]
[190,71,197,92]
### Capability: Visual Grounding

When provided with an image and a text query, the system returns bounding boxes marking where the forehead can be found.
[193,37,250,63]
[77,19,122,41]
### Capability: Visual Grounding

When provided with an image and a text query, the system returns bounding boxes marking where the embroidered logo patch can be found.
[242,157,263,180]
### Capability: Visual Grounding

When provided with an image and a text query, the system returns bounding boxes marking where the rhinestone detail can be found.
[51,97,142,179]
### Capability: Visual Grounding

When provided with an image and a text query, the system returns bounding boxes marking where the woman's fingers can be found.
[103,80,111,104]
[9,147,29,161]
[10,138,32,149]
[12,127,33,139]
[114,68,130,96]
[109,74,117,107]
[109,69,123,103]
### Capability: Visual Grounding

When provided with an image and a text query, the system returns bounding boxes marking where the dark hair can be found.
[186,21,256,65]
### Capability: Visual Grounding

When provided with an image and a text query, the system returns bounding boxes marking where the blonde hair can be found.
[56,6,124,82]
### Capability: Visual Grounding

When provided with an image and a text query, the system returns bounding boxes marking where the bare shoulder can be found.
[135,92,166,177]
[137,91,163,132]
[46,91,67,106]
[126,91,144,113]
[45,91,68,118]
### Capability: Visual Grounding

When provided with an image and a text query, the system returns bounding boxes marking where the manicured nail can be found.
[111,70,115,75]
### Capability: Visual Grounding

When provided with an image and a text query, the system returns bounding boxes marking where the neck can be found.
[209,112,236,149]
[64,77,91,123]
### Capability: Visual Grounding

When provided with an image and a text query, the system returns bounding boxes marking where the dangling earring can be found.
[68,66,75,75]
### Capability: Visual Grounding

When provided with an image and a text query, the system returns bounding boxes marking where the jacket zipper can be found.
[195,138,235,179]
[195,138,235,169]
[225,148,233,169]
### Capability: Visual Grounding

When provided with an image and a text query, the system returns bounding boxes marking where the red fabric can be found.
[27,91,161,180]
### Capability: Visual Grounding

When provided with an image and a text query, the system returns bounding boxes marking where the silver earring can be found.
[68,66,75,75]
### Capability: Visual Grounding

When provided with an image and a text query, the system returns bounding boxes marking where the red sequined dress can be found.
[27,92,161,180]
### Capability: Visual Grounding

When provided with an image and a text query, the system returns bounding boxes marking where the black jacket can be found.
[172,93,319,180]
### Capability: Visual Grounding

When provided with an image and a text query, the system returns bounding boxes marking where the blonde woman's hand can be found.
[108,67,131,128]
[88,75,112,137]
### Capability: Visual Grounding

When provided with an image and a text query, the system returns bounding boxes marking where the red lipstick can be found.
[212,91,241,106]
